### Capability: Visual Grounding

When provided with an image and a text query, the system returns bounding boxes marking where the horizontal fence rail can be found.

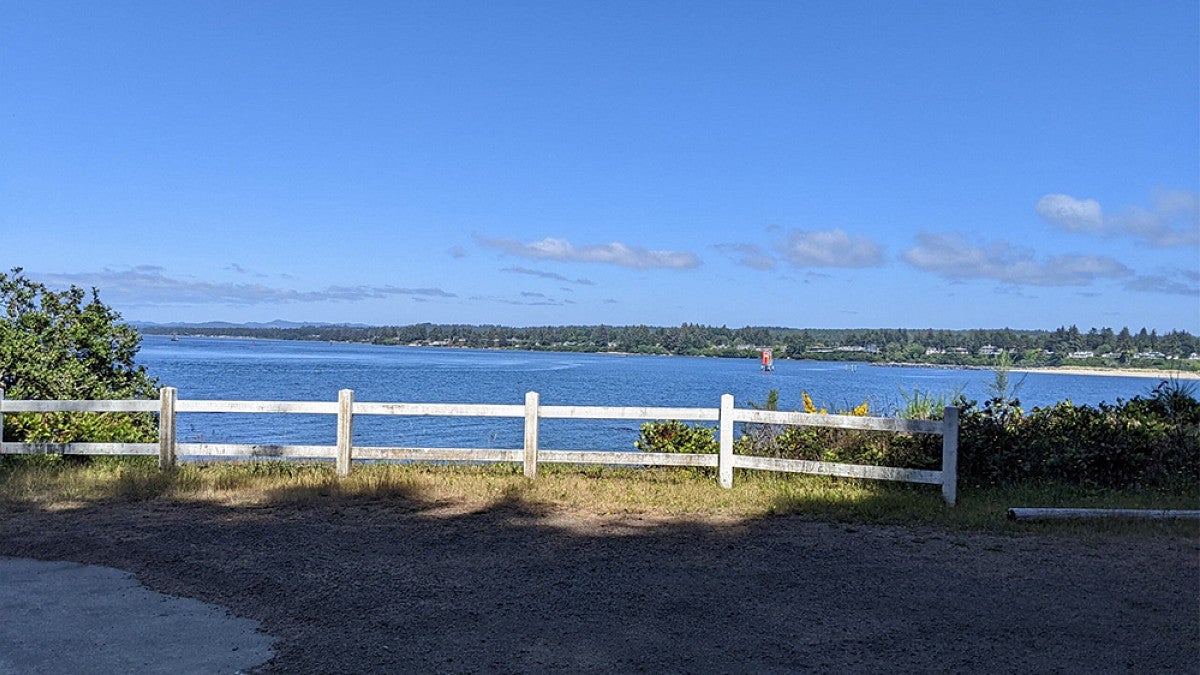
[730,408,944,435]
[1,399,160,413]
[0,387,960,504]
[176,400,338,414]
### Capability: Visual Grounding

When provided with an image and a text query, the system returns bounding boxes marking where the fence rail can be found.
[0,387,960,504]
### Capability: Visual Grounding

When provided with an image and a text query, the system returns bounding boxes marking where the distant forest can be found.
[142,323,1200,370]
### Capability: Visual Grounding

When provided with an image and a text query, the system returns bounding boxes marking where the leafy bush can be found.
[635,419,718,454]
[639,390,939,470]
[636,381,1199,490]
[956,379,1199,489]
[1,268,159,445]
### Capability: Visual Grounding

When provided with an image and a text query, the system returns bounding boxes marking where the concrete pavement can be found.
[0,557,274,674]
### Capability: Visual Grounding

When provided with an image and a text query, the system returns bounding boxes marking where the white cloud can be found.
[1036,191,1199,247]
[479,236,700,270]
[1034,194,1104,232]
[901,232,1132,286]
[32,268,456,306]
[780,229,883,268]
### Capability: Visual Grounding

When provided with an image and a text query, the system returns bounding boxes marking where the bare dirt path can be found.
[1,496,1196,674]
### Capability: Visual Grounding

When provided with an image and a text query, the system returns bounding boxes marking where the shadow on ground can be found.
[1,484,1197,674]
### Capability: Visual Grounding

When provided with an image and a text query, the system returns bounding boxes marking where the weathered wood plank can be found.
[159,387,177,470]
[176,443,336,458]
[1008,508,1200,521]
[351,447,523,462]
[732,408,944,434]
[539,405,720,421]
[0,399,159,413]
[175,400,339,414]
[0,443,157,455]
[719,394,734,488]
[732,455,944,484]
[353,402,525,417]
[524,391,539,478]
[941,406,959,505]
[336,389,354,476]
[540,450,718,467]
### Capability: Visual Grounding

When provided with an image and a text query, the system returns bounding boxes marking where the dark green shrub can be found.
[635,420,718,454]
[1,268,159,446]
[956,379,1199,489]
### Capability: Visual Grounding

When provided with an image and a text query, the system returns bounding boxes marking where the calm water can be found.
[138,335,1167,451]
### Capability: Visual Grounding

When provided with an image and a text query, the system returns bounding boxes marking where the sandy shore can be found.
[1012,366,1200,380]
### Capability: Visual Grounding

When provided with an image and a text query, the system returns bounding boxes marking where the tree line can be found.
[142,322,1200,368]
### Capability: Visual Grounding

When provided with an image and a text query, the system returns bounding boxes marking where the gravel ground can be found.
[1,497,1196,674]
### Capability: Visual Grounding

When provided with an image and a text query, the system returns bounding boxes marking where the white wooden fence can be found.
[0,388,960,504]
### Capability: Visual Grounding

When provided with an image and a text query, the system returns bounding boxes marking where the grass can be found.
[1,457,1197,537]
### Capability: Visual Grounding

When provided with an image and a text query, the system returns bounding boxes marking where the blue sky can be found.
[3,1,1197,331]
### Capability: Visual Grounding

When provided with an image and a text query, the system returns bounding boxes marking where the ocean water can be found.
[137,335,1170,451]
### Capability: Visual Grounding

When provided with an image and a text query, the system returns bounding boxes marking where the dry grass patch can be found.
[1,458,1196,537]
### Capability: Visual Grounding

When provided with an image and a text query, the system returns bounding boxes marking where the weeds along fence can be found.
[0,388,960,504]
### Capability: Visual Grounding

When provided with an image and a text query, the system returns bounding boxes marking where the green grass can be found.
[1,457,1196,537]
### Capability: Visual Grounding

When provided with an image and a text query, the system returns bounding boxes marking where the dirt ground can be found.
[1,495,1196,674]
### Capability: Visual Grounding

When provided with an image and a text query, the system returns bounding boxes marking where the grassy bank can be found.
[2,458,1196,537]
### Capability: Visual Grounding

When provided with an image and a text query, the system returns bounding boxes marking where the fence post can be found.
[337,389,354,477]
[941,406,959,506]
[158,387,177,470]
[0,388,5,455]
[719,394,734,488]
[524,391,539,478]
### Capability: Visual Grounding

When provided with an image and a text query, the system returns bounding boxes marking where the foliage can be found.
[634,419,718,454]
[0,268,158,443]
[986,350,1027,401]
[638,389,937,470]
[956,378,1199,489]
[636,380,1199,491]
[800,391,826,415]
[898,387,959,420]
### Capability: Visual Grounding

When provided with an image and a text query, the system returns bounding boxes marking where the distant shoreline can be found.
[148,334,1198,379]
[856,361,1196,380]
[1011,366,1200,380]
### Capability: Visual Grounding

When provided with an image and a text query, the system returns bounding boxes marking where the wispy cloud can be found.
[1122,269,1200,296]
[1036,191,1199,247]
[224,262,268,278]
[470,294,574,306]
[448,245,467,259]
[901,232,1132,286]
[479,236,701,270]
[501,266,596,285]
[32,268,456,306]
[713,243,777,271]
[780,229,883,268]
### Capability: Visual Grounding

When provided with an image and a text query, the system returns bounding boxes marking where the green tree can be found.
[1,268,159,442]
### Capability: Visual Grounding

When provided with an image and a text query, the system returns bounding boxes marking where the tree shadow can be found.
[0,479,1197,673]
